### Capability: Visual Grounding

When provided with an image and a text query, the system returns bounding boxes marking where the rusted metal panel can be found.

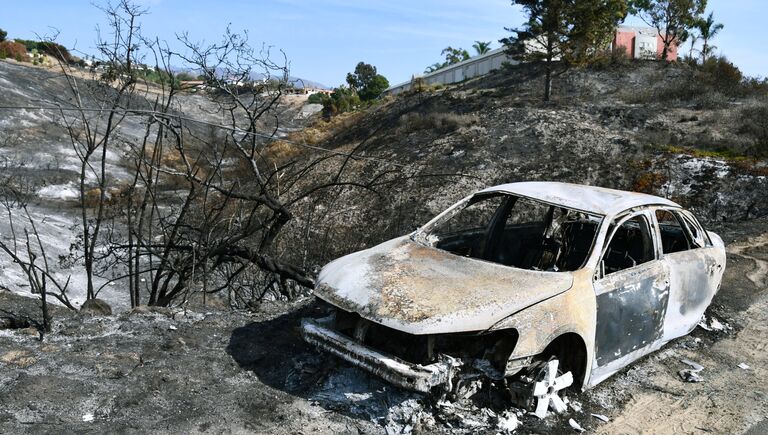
[593,261,669,366]
[662,246,726,340]
[314,236,574,335]
[488,267,597,390]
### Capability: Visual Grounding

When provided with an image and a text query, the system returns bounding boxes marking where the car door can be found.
[654,208,726,341]
[592,210,670,370]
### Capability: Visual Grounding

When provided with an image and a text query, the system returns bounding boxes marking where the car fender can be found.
[488,268,597,389]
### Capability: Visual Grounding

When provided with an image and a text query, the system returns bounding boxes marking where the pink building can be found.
[612,26,678,61]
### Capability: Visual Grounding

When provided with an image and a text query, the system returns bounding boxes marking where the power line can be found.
[0,105,407,168]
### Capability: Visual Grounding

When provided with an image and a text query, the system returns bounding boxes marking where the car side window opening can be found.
[679,211,710,248]
[421,194,601,272]
[655,209,691,254]
[602,214,655,275]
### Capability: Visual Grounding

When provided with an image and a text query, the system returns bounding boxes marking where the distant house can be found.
[612,26,678,61]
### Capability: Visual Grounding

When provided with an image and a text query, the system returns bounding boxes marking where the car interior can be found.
[655,209,692,254]
[424,193,601,272]
[602,215,655,274]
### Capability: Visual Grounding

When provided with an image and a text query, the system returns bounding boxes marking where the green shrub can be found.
[307,92,326,104]
[321,86,360,117]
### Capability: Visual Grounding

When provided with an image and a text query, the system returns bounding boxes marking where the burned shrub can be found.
[738,104,768,157]
[0,41,28,61]
[397,112,478,134]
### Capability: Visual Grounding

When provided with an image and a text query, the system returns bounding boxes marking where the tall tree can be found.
[696,11,723,63]
[346,62,389,101]
[472,40,492,55]
[630,0,707,61]
[500,0,571,101]
[567,0,629,64]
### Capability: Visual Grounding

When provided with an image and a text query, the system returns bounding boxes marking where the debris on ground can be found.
[698,315,729,332]
[591,413,610,422]
[569,418,585,432]
[681,359,704,371]
[679,359,705,383]
[495,411,520,433]
[569,399,583,413]
[737,363,751,370]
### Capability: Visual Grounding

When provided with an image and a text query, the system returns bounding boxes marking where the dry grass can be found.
[263,111,367,163]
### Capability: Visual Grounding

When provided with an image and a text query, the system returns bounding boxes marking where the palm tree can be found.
[472,40,492,55]
[697,12,724,63]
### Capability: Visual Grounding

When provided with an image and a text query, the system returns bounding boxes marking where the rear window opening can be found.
[416,193,602,272]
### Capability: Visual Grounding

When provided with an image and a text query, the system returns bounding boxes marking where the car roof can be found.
[479,181,681,217]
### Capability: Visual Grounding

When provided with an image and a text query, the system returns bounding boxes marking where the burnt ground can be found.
[1,217,767,434]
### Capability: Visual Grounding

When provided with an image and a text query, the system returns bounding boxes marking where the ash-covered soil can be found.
[1,217,766,434]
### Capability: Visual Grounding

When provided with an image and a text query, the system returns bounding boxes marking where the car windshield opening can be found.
[418,193,602,271]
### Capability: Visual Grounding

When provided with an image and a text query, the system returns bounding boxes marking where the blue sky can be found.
[2,0,765,87]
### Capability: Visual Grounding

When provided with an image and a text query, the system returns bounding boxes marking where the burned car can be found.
[301,181,725,416]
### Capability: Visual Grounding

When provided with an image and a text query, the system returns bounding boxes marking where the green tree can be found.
[441,46,470,65]
[630,0,707,61]
[695,11,723,63]
[568,0,629,64]
[321,85,361,116]
[0,28,7,42]
[500,0,572,101]
[346,62,389,101]
[472,40,492,55]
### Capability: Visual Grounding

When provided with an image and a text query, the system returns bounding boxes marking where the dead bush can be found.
[738,104,768,157]
[397,112,478,133]
[0,41,29,62]
[632,171,667,194]
[589,46,631,70]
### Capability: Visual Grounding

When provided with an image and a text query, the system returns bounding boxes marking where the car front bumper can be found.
[300,318,458,393]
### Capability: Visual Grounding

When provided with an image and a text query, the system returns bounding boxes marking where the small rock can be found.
[737,363,750,370]
[591,413,610,422]
[82,413,94,422]
[569,418,585,433]
[80,299,112,316]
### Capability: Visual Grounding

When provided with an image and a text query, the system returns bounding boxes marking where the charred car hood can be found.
[314,236,574,334]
